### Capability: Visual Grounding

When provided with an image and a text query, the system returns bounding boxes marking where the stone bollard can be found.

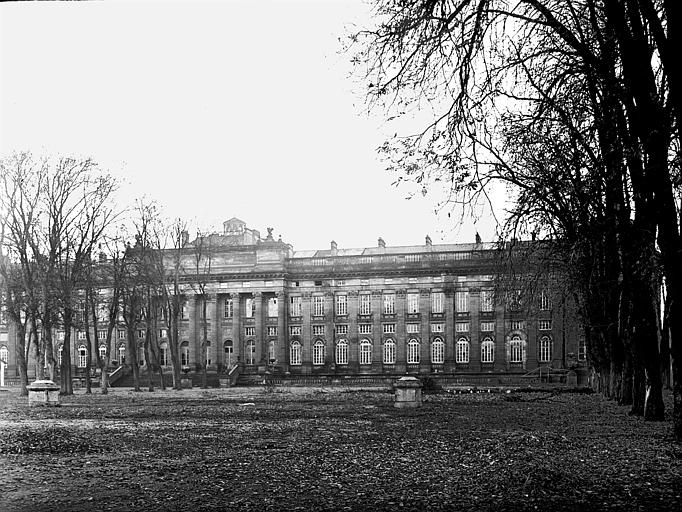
[394,376,423,408]
[27,380,60,407]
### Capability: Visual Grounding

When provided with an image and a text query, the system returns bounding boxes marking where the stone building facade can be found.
[0,218,586,385]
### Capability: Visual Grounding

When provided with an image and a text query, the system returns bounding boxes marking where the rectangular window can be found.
[158,329,167,339]
[224,299,233,318]
[382,323,396,334]
[267,326,278,337]
[289,326,302,336]
[480,322,495,332]
[431,292,444,314]
[137,329,145,339]
[480,290,494,312]
[407,293,419,314]
[540,291,550,311]
[358,324,372,334]
[383,293,395,315]
[335,294,348,316]
[335,325,348,335]
[268,298,278,317]
[578,335,587,361]
[431,323,444,333]
[539,320,552,331]
[245,298,255,318]
[313,296,325,316]
[455,291,469,313]
[455,322,470,332]
[406,323,420,333]
[289,296,302,317]
[181,304,188,319]
[312,325,325,336]
[510,320,525,331]
[57,331,65,341]
[359,293,371,315]
[245,326,256,336]
[77,331,86,341]
[98,330,106,340]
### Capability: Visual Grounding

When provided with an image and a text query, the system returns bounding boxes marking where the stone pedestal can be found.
[27,380,60,407]
[181,377,193,389]
[394,376,423,408]
[567,370,578,387]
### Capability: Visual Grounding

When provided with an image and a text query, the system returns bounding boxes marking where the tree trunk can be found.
[15,324,29,396]
[620,349,633,406]
[126,324,141,392]
[630,362,645,416]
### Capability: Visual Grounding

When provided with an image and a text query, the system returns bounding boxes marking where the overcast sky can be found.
[0,0,500,251]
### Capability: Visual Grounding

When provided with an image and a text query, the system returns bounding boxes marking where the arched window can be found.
[312,340,325,366]
[510,335,524,363]
[359,339,372,365]
[290,340,302,366]
[77,344,87,368]
[223,340,233,368]
[407,338,420,364]
[481,337,495,363]
[98,344,107,361]
[383,339,396,365]
[539,336,551,363]
[431,337,445,364]
[204,340,211,365]
[160,342,169,366]
[118,343,125,364]
[456,338,470,364]
[181,341,190,366]
[246,339,256,365]
[0,345,8,363]
[336,339,348,365]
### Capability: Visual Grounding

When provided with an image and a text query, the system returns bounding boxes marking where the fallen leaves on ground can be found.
[0,388,680,511]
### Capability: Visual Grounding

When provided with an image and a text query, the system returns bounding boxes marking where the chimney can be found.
[475,232,482,244]
[425,235,432,246]
[378,237,386,249]
[98,252,107,263]
[180,230,189,247]
[331,240,338,255]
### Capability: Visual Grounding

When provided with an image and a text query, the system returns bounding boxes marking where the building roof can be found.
[292,242,497,258]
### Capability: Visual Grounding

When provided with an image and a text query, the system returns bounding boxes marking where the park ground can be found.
[1,386,681,511]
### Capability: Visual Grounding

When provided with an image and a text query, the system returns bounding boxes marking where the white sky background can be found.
[1,0,502,251]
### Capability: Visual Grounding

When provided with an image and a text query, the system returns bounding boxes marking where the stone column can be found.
[444,287,455,370]
[277,291,287,370]
[371,290,382,370]
[346,290,359,372]
[301,292,312,373]
[395,289,406,373]
[469,287,480,369]
[214,293,222,368]
[419,289,431,370]
[254,292,264,369]
[233,293,242,367]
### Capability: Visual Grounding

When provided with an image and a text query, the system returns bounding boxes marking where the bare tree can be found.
[190,229,213,389]
[352,0,676,428]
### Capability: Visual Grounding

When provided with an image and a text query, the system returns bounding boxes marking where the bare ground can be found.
[0,386,681,511]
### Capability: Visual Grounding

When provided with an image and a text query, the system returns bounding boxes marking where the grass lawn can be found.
[1,386,681,511]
